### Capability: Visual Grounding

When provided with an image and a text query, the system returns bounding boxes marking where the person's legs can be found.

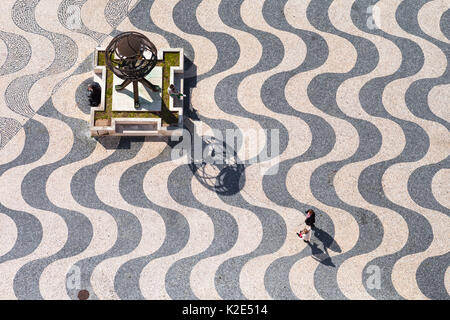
[303,226,311,242]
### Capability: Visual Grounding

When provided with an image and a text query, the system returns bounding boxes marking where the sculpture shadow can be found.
[182,56,199,121]
[189,160,246,196]
[187,133,246,196]
[181,56,245,195]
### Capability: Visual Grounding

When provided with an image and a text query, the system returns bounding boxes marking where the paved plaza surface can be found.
[0,0,449,300]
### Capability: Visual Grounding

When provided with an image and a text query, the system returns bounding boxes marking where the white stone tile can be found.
[111,66,162,112]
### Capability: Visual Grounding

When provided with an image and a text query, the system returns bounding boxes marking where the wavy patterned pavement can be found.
[0,0,448,300]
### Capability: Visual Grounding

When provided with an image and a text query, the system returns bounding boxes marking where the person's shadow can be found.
[305,225,342,267]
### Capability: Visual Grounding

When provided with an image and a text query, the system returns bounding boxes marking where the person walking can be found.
[168,84,186,99]
[296,209,316,243]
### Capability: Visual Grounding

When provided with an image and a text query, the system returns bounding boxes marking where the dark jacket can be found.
[305,214,315,226]
[87,83,101,106]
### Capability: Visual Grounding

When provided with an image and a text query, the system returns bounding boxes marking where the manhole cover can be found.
[78,290,90,300]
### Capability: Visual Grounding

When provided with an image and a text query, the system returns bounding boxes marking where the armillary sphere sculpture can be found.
[105,31,160,109]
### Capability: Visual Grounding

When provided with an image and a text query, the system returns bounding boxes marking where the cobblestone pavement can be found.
[0,0,449,300]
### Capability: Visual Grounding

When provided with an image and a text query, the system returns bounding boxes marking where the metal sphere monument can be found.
[105,31,160,109]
